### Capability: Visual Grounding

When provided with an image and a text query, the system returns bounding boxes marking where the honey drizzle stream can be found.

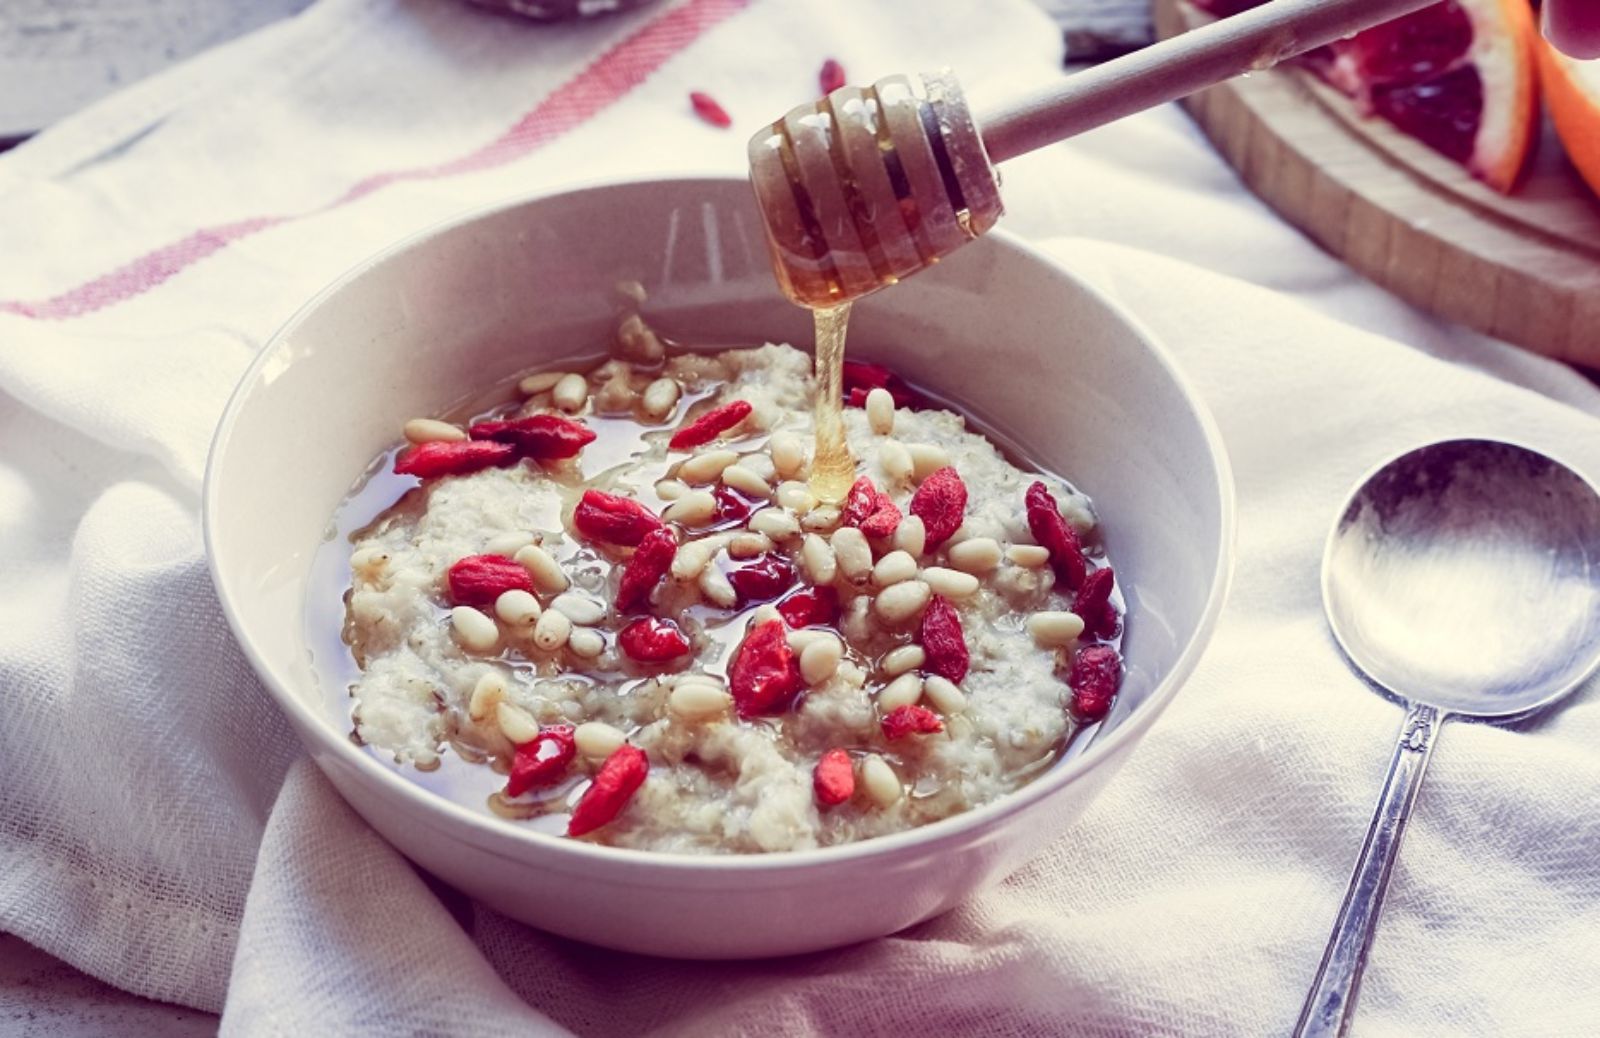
[809,302,855,504]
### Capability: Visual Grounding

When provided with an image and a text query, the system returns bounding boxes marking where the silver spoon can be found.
[1297,438,1600,1037]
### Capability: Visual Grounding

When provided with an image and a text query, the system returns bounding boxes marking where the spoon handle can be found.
[1295,702,1441,1038]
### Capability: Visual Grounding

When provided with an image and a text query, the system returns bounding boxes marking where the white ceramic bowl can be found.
[205,176,1233,958]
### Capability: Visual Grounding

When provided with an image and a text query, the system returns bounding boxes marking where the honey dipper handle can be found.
[978,0,1438,164]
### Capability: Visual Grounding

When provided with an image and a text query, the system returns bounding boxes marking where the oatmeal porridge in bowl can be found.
[205,176,1231,956]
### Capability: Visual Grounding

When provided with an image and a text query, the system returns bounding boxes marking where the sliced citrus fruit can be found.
[1537,40,1600,198]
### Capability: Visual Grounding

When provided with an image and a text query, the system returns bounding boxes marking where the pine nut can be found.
[679,449,738,485]
[518,371,569,395]
[494,589,542,626]
[664,490,718,525]
[881,644,925,677]
[451,607,500,653]
[496,701,540,745]
[878,673,924,710]
[698,565,738,607]
[923,675,967,715]
[749,509,800,540]
[469,671,507,722]
[514,544,569,593]
[801,506,841,532]
[1027,611,1085,647]
[861,755,902,807]
[776,481,817,513]
[1007,544,1051,568]
[642,377,681,419]
[671,533,731,580]
[567,627,605,658]
[832,527,873,584]
[866,387,895,435]
[874,580,931,625]
[880,439,913,483]
[751,604,781,625]
[871,550,918,587]
[403,418,465,444]
[741,452,777,483]
[894,515,927,557]
[552,373,589,412]
[655,478,689,501]
[801,534,837,585]
[484,531,535,557]
[351,548,390,577]
[769,434,808,479]
[669,680,733,720]
[922,567,980,598]
[948,537,1002,574]
[575,721,627,759]
[908,443,950,480]
[786,628,830,652]
[721,464,772,498]
[551,592,606,625]
[729,532,774,559]
[533,608,571,652]
[799,635,844,685]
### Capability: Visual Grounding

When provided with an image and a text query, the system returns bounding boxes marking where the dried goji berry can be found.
[728,553,797,606]
[573,489,663,546]
[469,414,596,461]
[567,744,649,837]
[689,91,732,129]
[447,554,535,606]
[777,586,840,629]
[1073,566,1118,639]
[859,496,902,539]
[669,399,752,449]
[1025,481,1088,590]
[618,617,691,662]
[813,748,854,806]
[729,618,803,717]
[616,527,677,612]
[505,724,576,797]
[819,58,846,95]
[394,440,517,479]
[919,595,969,683]
[846,386,870,408]
[841,476,880,526]
[1067,644,1121,722]
[842,361,923,409]
[881,704,944,740]
[712,485,753,525]
[909,466,967,549]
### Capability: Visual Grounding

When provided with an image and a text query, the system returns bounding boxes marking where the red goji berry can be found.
[777,586,840,629]
[712,485,753,525]
[1073,566,1118,639]
[919,595,969,683]
[573,489,663,547]
[1067,645,1121,722]
[859,496,902,539]
[727,553,797,606]
[842,361,923,409]
[616,527,677,612]
[394,440,517,479]
[819,58,846,95]
[846,386,870,408]
[567,744,649,836]
[447,554,535,607]
[505,724,576,797]
[813,748,854,806]
[669,399,753,449]
[909,466,967,549]
[841,476,880,526]
[881,704,944,740]
[469,414,596,461]
[729,618,803,718]
[1025,481,1087,590]
[689,91,732,129]
[618,617,691,663]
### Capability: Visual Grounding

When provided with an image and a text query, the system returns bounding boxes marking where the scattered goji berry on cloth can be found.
[573,489,663,546]
[618,617,691,662]
[909,466,967,549]
[728,553,796,606]
[729,618,803,717]
[469,414,596,461]
[813,748,854,806]
[447,554,535,606]
[919,595,969,683]
[689,91,732,128]
[819,58,846,95]
[615,527,677,612]
[393,439,517,478]
[1025,481,1088,590]
[1073,566,1118,639]
[881,704,945,740]
[669,399,753,449]
[1067,645,1121,722]
[777,587,840,629]
[567,744,649,836]
[506,725,576,797]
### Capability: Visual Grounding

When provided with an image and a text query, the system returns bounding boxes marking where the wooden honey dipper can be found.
[749,0,1441,307]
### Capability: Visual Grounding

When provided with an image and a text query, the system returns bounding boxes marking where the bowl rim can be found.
[203,173,1236,876]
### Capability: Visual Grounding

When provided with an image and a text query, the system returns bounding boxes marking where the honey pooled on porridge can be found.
[333,326,1124,854]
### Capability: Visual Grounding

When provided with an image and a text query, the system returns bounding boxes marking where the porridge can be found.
[326,324,1124,854]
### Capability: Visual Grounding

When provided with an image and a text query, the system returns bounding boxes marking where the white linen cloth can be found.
[3,0,1599,1033]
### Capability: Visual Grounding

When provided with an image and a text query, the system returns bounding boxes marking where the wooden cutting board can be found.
[1153,0,1600,368]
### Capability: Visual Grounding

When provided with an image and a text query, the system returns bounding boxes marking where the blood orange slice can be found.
[1537,41,1600,198]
